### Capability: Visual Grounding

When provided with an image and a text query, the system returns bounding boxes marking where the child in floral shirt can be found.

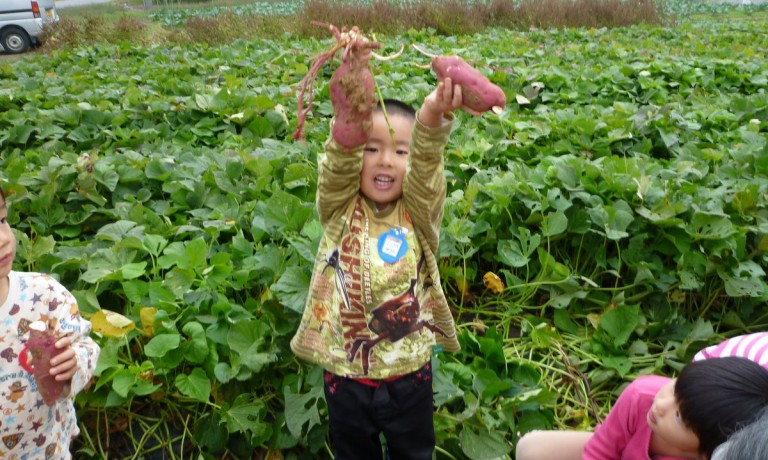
[0,186,100,459]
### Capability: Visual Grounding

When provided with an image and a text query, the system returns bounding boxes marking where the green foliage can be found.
[2,5,768,459]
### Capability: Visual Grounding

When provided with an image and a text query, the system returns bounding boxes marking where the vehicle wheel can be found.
[1,27,32,54]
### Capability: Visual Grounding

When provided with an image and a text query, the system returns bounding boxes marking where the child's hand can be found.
[418,78,481,128]
[49,335,78,382]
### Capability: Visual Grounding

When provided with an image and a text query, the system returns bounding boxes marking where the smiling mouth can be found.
[374,176,394,185]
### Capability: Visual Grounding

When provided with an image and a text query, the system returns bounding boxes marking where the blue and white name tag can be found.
[378,228,409,263]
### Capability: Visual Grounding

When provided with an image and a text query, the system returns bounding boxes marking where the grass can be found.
[40,0,667,51]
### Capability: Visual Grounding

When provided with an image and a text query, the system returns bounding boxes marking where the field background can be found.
[1,0,767,458]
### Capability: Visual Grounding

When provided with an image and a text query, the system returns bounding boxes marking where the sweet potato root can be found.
[328,36,377,149]
[414,45,506,114]
[293,23,383,150]
[432,55,507,113]
[26,321,66,406]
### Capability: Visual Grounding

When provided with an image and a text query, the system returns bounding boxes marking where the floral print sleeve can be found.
[0,271,100,460]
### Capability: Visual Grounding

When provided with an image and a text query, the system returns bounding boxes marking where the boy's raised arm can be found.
[403,80,465,248]
[316,27,379,225]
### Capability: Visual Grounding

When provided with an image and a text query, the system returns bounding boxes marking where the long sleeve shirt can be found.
[290,114,461,378]
[583,375,686,460]
[693,333,768,369]
[0,271,100,460]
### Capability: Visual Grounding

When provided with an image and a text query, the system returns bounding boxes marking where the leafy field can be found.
[1,4,767,459]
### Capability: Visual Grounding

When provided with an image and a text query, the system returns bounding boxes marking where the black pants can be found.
[323,363,435,460]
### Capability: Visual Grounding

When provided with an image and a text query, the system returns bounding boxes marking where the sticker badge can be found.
[378,228,409,263]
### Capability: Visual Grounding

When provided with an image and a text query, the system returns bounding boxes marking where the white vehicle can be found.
[0,0,59,54]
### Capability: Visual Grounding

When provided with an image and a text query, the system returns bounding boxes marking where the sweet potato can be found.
[293,23,383,149]
[26,321,66,406]
[431,55,507,114]
[328,38,376,149]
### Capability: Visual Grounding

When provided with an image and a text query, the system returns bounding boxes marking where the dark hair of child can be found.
[375,99,416,119]
[675,356,768,457]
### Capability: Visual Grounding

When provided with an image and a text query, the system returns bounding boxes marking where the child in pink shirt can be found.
[515,357,768,460]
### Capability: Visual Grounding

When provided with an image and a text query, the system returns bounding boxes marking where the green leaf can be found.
[602,355,632,377]
[111,369,137,398]
[589,200,634,240]
[164,267,196,297]
[143,234,168,257]
[252,190,314,235]
[194,413,229,452]
[175,368,211,402]
[284,380,324,441]
[214,362,240,384]
[459,425,511,460]
[271,266,310,313]
[472,369,513,402]
[97,220,143,242]
[599,304,640,347]
[227,320,277,373]
[221,394,270,442]
[182,321,209,363]
[121,262,147,280]
[688,212,737,240]
[497,239,528,268]
[8,125,36,145]
[497,228,540,268]
[145,333,181,358]
[721,272,765,297]
[434,360,465,406]
[541,211,568,237]
[554,309,579,334]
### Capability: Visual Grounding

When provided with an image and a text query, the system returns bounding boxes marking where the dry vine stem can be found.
[292,22,403,146]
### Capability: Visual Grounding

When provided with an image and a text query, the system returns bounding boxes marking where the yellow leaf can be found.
[91,309,136,338]
[265,450,285,460]
[758,234,768,252]
[456,278,471,296]
[586,313,601,329]
[140,307,158,337]
[483,272,505,294]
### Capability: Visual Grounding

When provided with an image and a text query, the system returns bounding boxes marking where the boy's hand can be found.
[418,78,481,128]
[49,335,77,382]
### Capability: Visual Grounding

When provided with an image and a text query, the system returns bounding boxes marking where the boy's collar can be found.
[362,195,396,217]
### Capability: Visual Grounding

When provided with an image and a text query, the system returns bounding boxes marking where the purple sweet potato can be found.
[431,55,507,113]
[27,321,66,406]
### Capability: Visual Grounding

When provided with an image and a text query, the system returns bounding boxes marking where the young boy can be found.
[290,71,470,458]
[0,186,100,459]
[514,357,768,460]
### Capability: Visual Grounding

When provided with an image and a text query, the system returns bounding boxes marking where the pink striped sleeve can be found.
[693,333,768,370]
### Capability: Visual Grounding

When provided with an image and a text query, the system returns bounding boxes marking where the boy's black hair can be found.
[676,356,768,458]
[375,99,416,120]
[0,186,5,203]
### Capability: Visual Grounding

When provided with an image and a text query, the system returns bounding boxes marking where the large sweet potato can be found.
[293,23,381,149]
[431,55,507,113]
[26,321,66,406]
[328,38,376,150]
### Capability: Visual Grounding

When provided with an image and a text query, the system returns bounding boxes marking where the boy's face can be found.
[648,379,702,459]
[359,112,413,210]
[0,195,15,283]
